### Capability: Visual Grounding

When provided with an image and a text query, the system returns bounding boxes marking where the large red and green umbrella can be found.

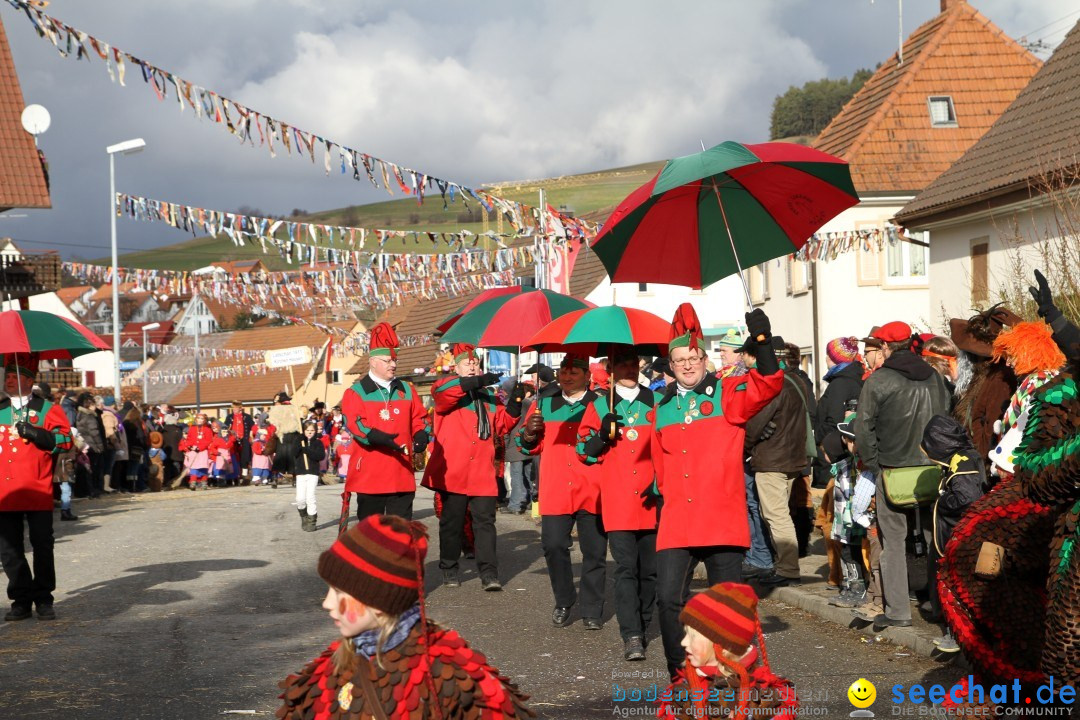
[590,141,859,294]
[439,288,593,352]
[0,310,111,359]
[525,306,671,357]
[435,286,524,334]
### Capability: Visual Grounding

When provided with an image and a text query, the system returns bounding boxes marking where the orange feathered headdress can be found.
[368,322,400,359]
[669,303,705,352]
[991,321,1065,376]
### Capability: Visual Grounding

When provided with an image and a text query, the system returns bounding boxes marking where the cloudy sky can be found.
[3,0,1077,260]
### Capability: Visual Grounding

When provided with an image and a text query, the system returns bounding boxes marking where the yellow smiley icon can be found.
[848,678,876,709]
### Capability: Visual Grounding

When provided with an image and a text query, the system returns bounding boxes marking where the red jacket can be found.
[651,371,783,551]
[179,425,214,453]
[421,375,517,497]
[578,386,659,532]
[517,390,601,515]
[0,398,72,512]
[342,375,428,494]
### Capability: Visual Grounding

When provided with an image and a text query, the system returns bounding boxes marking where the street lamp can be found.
[141,322,160,406]
[107,137,146,401]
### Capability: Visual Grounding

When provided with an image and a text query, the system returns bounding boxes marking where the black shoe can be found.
[552,606,572,627]
[624,635,646,661]
[60,509,78,521]
[36,604,56,621]
[442,570,461,588]
[873,613,912,628]
[4,605,32,622]
[481,576,502,592]
[582,617,602,631]
[741,562,771,580]
[757,571,800,587]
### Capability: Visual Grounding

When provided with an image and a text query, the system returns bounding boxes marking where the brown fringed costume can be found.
[277,627,533,720]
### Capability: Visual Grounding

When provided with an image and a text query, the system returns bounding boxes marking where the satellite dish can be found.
[20,104,51,136]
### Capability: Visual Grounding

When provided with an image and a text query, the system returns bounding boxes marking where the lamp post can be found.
[107,138,146,401]
[141,322,160,406]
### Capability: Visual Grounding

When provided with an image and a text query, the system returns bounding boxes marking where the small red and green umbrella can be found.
[439,288,594,352]
[0,310,111,359]
[590,141,859,296]
[525,306,671,357]
[435,286,524,334]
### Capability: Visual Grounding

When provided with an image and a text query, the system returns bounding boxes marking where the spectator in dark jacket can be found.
[123,407,148,492]
[816,338,864,441]
[161,409,185,488]
[745,337,811,587]
[60,390,78,427]
[921,414,987,652]
[75,392,107,498]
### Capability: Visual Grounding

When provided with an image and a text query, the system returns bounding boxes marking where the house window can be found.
[748,263,770,304]
[971,239,990,305]
[928,96,957,127]
[885,235,929,285]
[329,369,342,385]
[637,283,649,293]
[786,257,811,296]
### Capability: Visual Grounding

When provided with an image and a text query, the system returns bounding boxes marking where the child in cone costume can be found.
[276,514,533,720]
[657,582,796,718]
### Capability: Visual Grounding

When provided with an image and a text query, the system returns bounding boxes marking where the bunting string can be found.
[791,226,902,262]
[2,0,597,237]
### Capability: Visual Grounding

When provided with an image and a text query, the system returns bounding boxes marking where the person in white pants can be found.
[294,422,325,532]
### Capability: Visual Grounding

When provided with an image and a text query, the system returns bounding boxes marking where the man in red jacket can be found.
[0,354,72,622]
[650,305,783,679]
[421,344,524,590]
[341,322,429,520]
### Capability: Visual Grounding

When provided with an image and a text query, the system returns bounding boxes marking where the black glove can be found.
[582,434,607,458]
[600,413,624,441]
[506,382,528,418]
[365,428,400,451]
[16,422,55,452]
[1029,269,1062,323]
[412,429,429,455]
[745,309,771,343]
[460,372,501,392]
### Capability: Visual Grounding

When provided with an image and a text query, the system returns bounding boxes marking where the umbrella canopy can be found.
[435,285,524,334]
[0,310,111,359]
[590,141,859,290]
[439,288,593,352]
[525,305,671,357]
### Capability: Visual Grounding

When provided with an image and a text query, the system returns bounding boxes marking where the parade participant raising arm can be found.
[276,514,534,720]
[341,323,429,521]
[421,344,523,591]
[651,304,783,680]
[517,353,605,631]
[577,346,658,662]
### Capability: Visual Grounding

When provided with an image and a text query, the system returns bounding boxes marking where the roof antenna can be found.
[870,0,903,65]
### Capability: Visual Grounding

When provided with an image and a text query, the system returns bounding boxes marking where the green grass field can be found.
[110,160,666,271]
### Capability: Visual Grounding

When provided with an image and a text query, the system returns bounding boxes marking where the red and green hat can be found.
[669,303,705,352]
[317,514,428,615]
[4,352,40,378]
[452,343,478,363]
[368,322,400,359]
[680,581,759,655]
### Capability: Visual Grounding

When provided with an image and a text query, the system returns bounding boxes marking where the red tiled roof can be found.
[813,0,1040,194]
[56,285,93,306]
[897,19,1080,222]
[210,259,266,275]
[122,320,175,345]
[90,282,139,302]
[0,16,50,210]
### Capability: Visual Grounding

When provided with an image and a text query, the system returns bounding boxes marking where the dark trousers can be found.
[87,450,105,496]
[0,511,55,609]
[608,529,658,641]
[541,511,607,618]
[356,492,414,521]
[438,492,497,578]
[656,545,743,674]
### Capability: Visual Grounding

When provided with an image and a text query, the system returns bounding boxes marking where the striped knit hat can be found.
[317,514,428,615]
[679,582,759,655]
[826,336,859,364]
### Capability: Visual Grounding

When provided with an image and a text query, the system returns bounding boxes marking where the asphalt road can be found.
[0,483,964,719]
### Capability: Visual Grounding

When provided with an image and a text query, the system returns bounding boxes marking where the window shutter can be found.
[857,245,882,286]
[971,241,989,305]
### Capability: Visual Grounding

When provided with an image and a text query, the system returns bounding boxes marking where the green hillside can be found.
[111,160,665,271]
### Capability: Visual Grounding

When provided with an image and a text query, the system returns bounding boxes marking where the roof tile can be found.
[0,16,50,210]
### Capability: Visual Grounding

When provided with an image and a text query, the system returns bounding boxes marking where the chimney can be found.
[941,0,961,12]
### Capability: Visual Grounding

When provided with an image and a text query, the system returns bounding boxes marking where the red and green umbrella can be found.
[525,306,671,357]
[590,141,859,295]
[435,286,524,334]
[0,310,111,359]
[439,288,594,352]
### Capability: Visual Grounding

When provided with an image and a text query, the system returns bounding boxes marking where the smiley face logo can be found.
[848,678,876,709]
